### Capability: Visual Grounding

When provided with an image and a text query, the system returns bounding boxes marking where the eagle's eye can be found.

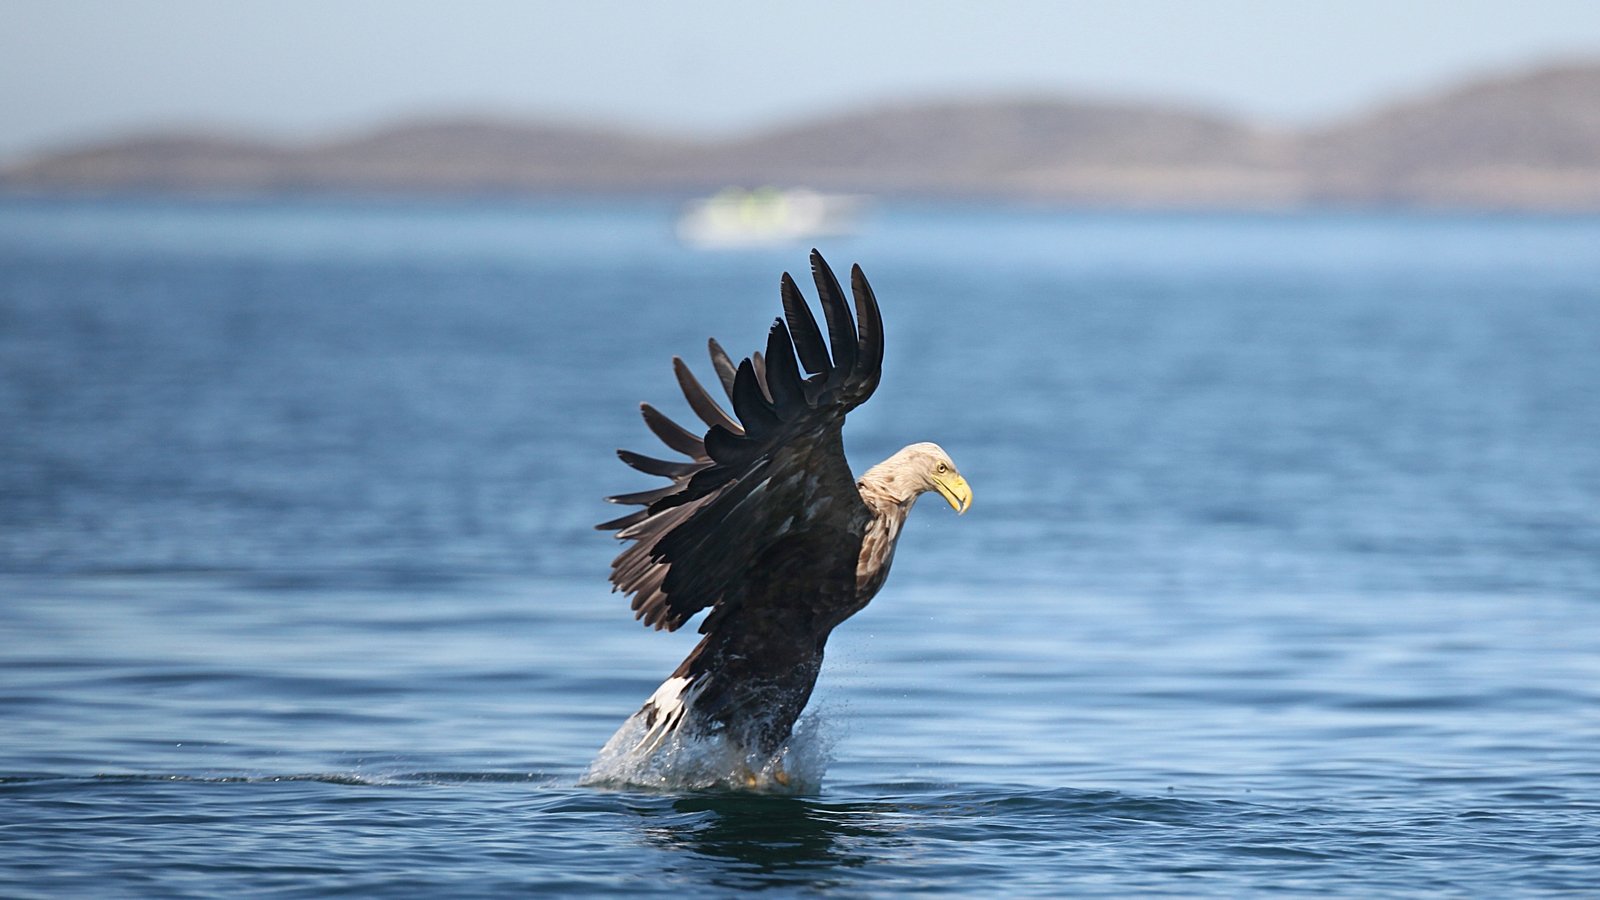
[936,462,948,474]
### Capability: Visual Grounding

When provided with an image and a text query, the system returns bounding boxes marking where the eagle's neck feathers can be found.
[853,464,919,597]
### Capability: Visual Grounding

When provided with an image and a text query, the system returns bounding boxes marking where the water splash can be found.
[579,712,832,794]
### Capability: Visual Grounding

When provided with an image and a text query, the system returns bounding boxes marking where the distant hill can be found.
[5,61,1600,210]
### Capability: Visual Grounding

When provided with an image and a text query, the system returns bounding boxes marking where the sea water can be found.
[2,197,1599,895]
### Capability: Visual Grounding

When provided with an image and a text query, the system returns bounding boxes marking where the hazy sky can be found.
[4,0,1600,161]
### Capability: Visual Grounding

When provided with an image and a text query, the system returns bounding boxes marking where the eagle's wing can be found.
[599,250,884,633]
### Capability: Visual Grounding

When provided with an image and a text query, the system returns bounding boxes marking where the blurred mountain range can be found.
[5,61,1599,210]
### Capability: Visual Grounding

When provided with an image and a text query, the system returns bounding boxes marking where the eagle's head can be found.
[864,442,972,514]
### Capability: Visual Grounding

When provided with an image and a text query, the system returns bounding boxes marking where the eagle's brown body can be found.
[594,252,970,777]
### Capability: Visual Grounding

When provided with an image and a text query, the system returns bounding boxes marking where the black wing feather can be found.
[617,450,704,479]
[781,273,831,375]
[730,358,782,436]
[811,251,857,376]
[749,352,772,403]
[640,403,706,458]
[848,264,885,403]
[762,319,807,411]
[708,338,738,399]
[674,357,742,434]
[605,484,682,506]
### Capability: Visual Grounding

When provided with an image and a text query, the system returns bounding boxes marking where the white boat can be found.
[676,187,867,248]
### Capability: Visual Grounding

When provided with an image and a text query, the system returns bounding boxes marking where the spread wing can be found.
[598,250,885,632]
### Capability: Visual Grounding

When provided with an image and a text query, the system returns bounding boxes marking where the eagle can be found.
[589,250,971,789]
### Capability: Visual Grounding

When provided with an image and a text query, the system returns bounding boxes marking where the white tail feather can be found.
[631,675,702,755]
[580,675,831,792]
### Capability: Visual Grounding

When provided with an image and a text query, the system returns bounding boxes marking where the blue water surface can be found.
[2,197,1599,896]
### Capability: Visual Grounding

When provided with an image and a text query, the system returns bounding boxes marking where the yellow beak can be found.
[932,473,973,515]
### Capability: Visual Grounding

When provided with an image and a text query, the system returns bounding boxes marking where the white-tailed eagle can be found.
[593,250,971,787]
